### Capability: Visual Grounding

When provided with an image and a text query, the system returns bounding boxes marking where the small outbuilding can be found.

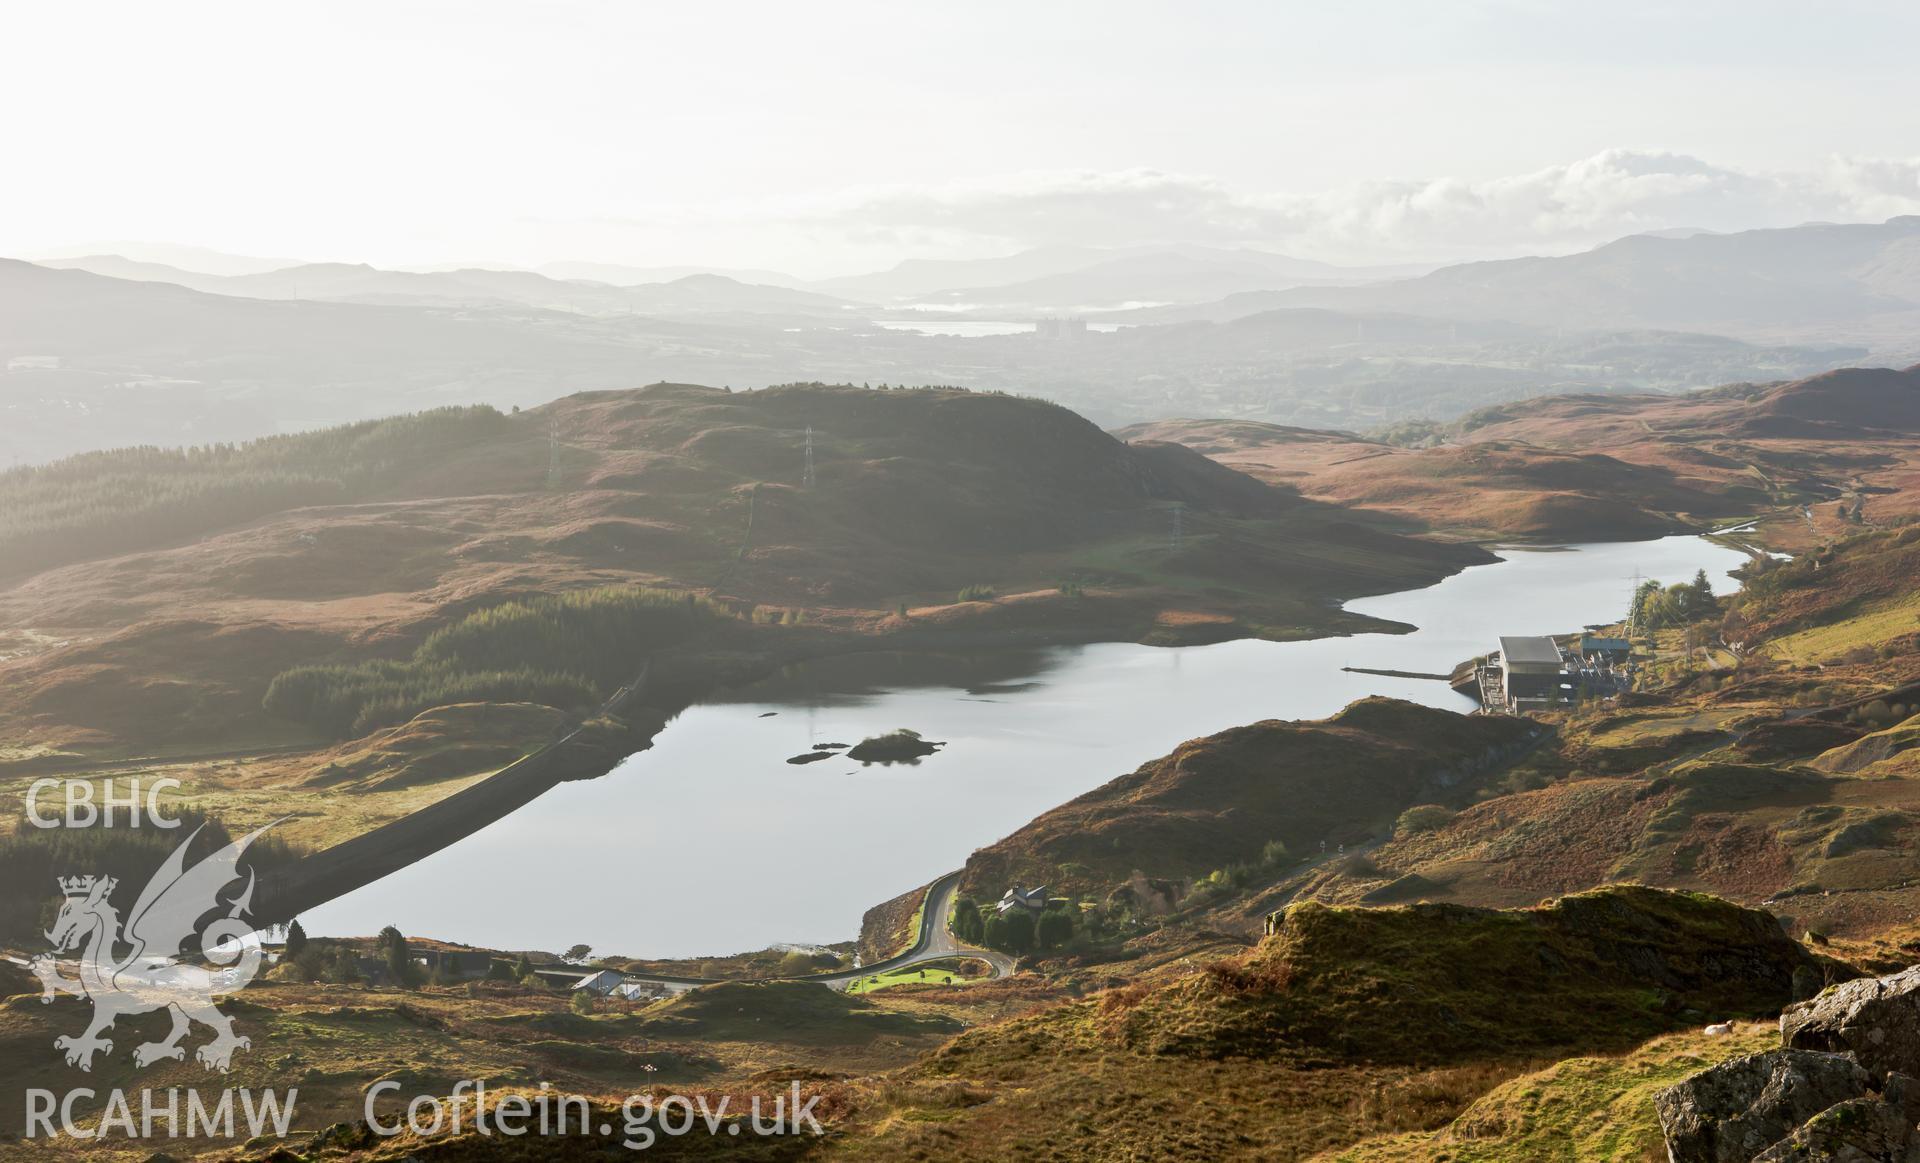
[614,981,669,1002]
[1576,635,1633,664]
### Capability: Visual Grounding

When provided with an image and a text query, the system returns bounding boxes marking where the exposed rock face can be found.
[1752,1093,1920,1162]
[1661,965,1920,1161]
[1656,1049,1872,1162]
[1783,966,1920,1080]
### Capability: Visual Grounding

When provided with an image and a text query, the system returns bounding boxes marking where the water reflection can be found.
[705,649,1067,707]
[303,535,1750,958]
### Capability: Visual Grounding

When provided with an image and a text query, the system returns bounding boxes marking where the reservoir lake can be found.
[302,535,1748,959]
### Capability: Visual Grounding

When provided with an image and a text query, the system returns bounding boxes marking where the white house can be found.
[572,969,627,996]
[996,884,1051,916]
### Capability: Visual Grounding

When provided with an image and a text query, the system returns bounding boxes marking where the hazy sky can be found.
[7,0,1920,276]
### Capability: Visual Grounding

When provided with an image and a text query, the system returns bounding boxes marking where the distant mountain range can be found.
[32,222,1920,345]
[894,249,1418,312]
[812,243,1427,307]
[27,239,305,276]
[35,255,862,322]
[1240,216,1920,349]
[11,219,1920,463]
[533,260,812,289]
[0,259,830,463]
[28,241,1431,317]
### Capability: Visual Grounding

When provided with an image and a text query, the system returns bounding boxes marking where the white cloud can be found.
[775,150,1920,264]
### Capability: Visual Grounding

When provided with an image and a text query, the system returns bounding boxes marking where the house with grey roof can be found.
[997,884,1051,916]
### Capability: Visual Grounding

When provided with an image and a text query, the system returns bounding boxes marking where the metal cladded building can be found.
[1497,635,1565,708]
[1576,635,1633,664]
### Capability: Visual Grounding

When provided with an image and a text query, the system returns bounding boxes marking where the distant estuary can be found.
[303,535,1749,959]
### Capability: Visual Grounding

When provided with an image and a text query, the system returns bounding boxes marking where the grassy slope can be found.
[12,374,1920,1158]
[0,384,1490,889]
[1123,365,1920,546]
[0,884,1845,1162]
[0,973,1058,1150]
[856,879,932,964]
[0,384,1482,756]
[1108,886,1822,1065]
[1452,366,1920,549]
[11,599,1916,1160]
[1121,418,1745,541]
[816,520,1920,1160]
[1257,523,1920,943]
[1324,1024,1778,1162]
[843,959,989,995]
[826,887,1819,1161]
[960,696,1539,898]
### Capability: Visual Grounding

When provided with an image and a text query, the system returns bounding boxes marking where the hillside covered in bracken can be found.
[0,383,1485,754]
[1124,364,1920,546]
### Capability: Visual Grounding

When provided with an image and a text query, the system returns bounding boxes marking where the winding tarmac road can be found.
[601,871,1015,995]
[816,872,1017,991]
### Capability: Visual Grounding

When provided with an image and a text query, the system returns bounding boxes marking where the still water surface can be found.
[872,319,1127,337]
[303,536,1745,958]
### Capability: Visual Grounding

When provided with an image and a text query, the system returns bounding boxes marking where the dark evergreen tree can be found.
[1000,909,1036,955]
[1036,906,1075,950]
[950,897,985,944]
[379,925,417,988]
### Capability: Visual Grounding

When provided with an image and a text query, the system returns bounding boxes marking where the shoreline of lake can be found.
[298,535,1750,960]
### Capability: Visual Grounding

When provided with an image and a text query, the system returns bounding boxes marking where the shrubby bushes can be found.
[1849,699,1914,730]
[1190,839,1294,900]
[0,407,514,576]
[413,587,727,689]
[959,894,1086,957]
[264,586,731,737]
[1395,805,1457,838]
[0,809,300,945]
[263,660,596,739]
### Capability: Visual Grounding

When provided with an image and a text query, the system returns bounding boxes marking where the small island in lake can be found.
[786,742,851,765]
[846,728,945,765]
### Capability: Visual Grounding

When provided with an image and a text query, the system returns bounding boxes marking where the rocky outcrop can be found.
[1656,1049,1872,1162]
[1661,966,1920,1162]
[1124,885,1827,1065]
[1753,1084,1920,1162]
[1783,965,1920,1080]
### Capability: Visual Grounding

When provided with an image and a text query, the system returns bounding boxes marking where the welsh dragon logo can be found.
[28,823,273,1073]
